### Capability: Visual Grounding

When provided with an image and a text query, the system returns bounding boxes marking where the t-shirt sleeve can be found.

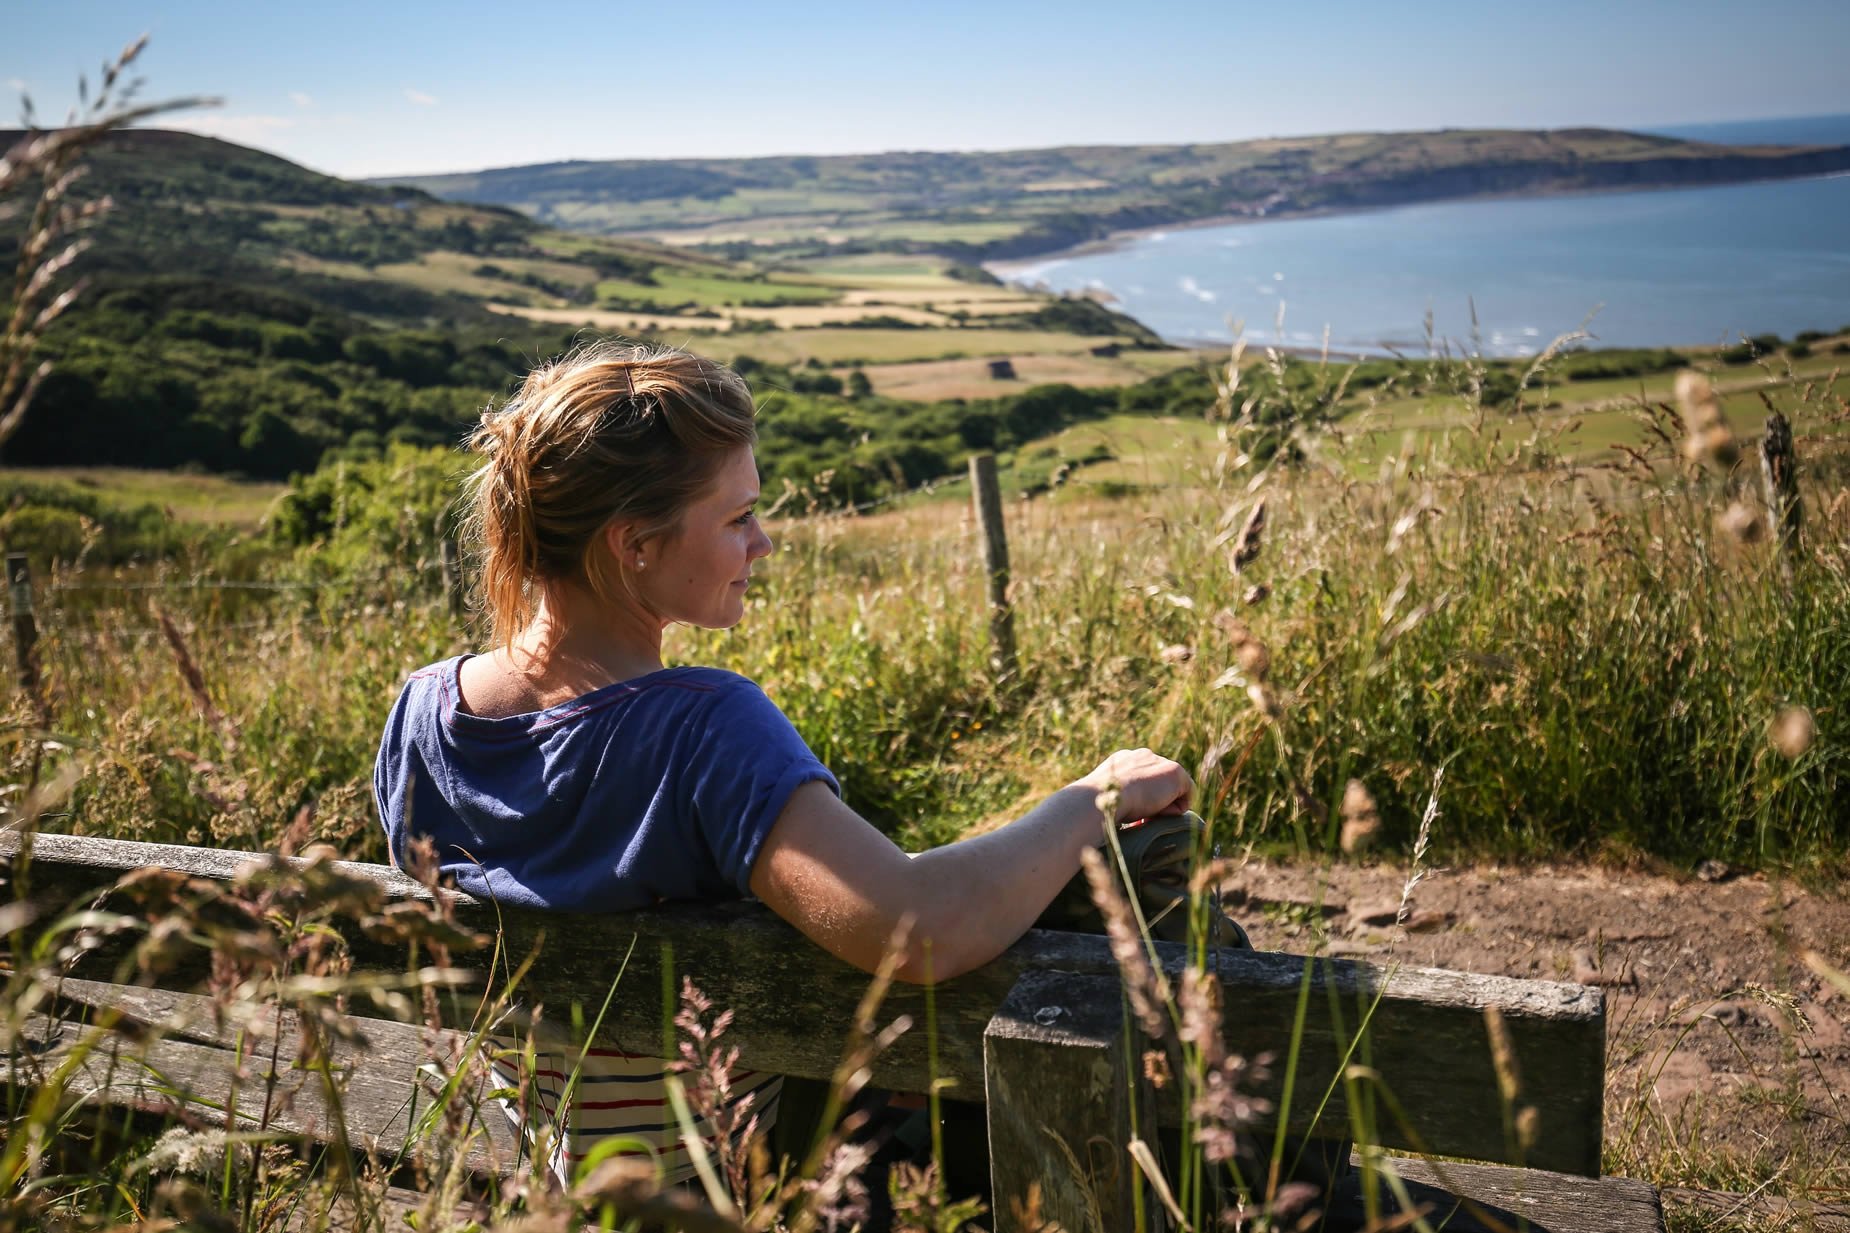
[686,678,840,895]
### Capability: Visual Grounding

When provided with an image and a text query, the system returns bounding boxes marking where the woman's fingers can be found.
[1086,748,1194,823]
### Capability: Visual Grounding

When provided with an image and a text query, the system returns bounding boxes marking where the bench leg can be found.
[984,971,1153,1233]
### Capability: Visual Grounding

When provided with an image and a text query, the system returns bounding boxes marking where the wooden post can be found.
[985,970,1152,1233]
[969,454,1017,681]
[6,552,41,703]
[1759,412,1801,571]
[439,539,465,620]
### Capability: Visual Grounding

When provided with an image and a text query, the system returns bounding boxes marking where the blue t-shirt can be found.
[372,655,839,911]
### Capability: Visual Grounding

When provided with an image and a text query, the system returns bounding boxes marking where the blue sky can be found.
[8,1,1850,179]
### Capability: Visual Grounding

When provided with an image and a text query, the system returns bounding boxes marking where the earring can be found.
[635,557,646,570]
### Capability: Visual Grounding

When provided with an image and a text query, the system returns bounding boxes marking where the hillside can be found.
[0,129,1171,482]
[375,127,1850,260]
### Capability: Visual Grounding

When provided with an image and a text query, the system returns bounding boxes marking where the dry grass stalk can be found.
[1674,370,1741,473]
[1230,498,1267,574]
[1,38,210,445]
[151,604,236,742]
[1078,845,1171,1039]
[1178,965,1271,1166]
[1393,768,1442,936]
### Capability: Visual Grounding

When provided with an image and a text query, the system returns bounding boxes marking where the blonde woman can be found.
[373,342,1192,1183]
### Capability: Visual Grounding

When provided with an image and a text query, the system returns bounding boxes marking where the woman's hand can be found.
[1076,748,1194,824]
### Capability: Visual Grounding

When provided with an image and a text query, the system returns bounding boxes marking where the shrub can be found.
[0,504,90,565]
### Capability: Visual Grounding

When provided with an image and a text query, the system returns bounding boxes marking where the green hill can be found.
[0,129,1160,484]
[375,127,1850,260]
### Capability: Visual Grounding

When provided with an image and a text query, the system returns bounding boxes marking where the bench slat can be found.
[4,830,1606,1174]
[10,978,522,1176]
[1327,1157,1664,1233]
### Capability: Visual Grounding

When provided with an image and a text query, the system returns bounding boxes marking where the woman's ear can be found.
[604,520,641,570]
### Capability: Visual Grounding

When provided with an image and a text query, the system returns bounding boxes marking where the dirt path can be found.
[1227,860,1850,1206]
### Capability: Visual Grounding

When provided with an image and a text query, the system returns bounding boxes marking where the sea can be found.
[988,114,1850,357]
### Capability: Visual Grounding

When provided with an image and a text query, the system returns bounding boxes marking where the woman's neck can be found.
[507,586,666,695]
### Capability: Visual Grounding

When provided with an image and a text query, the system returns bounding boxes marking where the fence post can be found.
[439,539,466,620]
[968,454,1017,682]
[5,552,41,705]
[985,970,1153,1233]
[1759,412,1801,574]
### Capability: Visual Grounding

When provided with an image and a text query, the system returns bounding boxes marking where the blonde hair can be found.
[462,341,757,647]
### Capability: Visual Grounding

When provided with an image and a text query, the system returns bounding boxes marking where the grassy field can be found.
[5,341,1846,1230]
[0,467,286,527]
[593,270,839,306]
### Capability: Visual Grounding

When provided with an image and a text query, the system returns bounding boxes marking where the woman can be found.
[373,342,1192,1183]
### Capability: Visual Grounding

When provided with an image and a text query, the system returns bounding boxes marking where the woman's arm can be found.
[747,749,1192,983]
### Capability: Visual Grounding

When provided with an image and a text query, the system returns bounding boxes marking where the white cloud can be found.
[163,112,295,143]
[403,88,437,106]
[289,91,313,108]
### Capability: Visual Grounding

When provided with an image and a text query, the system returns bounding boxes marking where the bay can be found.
[991,115,1850,357]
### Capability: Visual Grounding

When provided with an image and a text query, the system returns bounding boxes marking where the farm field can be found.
[839,348,1207,400]
[723,325,1140,367]
[0,466,286,526]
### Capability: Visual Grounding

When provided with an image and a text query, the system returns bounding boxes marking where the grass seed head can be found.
[1340,779,1382,854]
[1675,370,1741,471]
[1769,706,1816,760]
[1718,501,1766,543]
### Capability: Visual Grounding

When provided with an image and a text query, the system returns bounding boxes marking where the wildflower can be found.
[1769,706,1815,759]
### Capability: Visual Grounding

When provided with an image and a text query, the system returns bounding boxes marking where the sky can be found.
[8,1,1850,180]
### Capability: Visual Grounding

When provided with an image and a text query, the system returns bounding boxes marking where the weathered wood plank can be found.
[3,830,1605,1173]
[10,985,521,1176]
[1326,1158,1664,1233]
[985,971,1148,1233]
[1661,1185,1850,1233]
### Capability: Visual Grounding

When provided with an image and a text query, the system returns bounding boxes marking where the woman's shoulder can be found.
[391,654,467,711]
[659,666,779,710]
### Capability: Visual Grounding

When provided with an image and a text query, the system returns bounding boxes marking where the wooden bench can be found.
[3,831,1663,1231]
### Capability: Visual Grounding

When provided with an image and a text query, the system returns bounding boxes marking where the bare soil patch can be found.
[1229,860,1850,1198]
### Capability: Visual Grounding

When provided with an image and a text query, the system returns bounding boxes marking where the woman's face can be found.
[633,446,772,629]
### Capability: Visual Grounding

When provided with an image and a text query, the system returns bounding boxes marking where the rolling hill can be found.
[375,127,1850,260]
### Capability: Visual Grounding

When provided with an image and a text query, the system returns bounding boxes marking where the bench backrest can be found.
[5,830,1605,1180]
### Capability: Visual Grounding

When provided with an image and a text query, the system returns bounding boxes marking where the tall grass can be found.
[2,336,1844,1228]
[11,351,1847,875]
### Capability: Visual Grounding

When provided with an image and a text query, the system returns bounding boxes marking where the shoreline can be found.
[984,168,1850,277]
[987,170,1850,359]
